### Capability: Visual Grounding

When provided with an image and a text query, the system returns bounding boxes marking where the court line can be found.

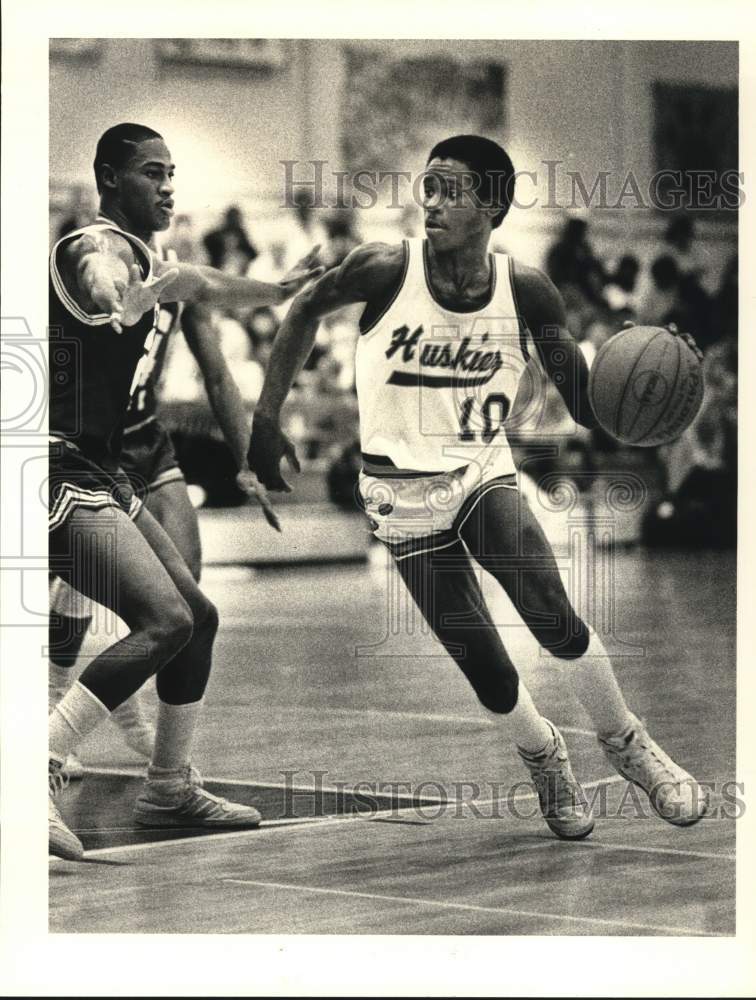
[221,878,723,937]
[81,766,457,803]
[569,840,735,863]
[55,772,733,865]
[269,705,597,737]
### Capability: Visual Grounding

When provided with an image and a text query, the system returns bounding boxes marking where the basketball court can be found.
[49,506,737,936]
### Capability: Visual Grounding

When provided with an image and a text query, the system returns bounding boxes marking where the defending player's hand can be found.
[236,465,282,532]
[277,246,325,302]
[112,264,179,333]
[247,412,301,493]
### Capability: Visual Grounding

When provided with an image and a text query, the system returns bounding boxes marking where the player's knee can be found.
[194,595,219,637]
[546,622,590,660]
[151,599,194,659]
[474,672,519,714]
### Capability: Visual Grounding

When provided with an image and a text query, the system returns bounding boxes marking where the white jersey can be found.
[355,238,532,477]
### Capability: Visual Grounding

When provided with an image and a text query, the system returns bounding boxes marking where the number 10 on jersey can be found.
[458,393,511,443]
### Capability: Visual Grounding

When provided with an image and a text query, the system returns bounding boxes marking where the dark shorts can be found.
[119,416,184,496]
[48,437,142,534]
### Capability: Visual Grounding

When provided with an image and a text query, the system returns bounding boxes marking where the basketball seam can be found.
[633,334,683,444]
[614,329,666,441]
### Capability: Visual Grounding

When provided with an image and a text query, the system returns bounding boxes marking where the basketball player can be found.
[49,283,288,776]
[48,123,323,860]
[248,135,708,839]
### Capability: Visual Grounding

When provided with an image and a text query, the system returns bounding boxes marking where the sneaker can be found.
[111,695,155,759]
[517,720,595,840]
[61,753,85,781]
[599,714,708,827]
[133,765,262,829]
[49,758,83,861]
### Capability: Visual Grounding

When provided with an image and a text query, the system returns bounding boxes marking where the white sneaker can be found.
[111,695,155,759]
[61,753,85,780]
[517,721,595,840]
[134,765,262,828]
[49,670,85,780]
[49,758,83,861]
[599,714,708,826]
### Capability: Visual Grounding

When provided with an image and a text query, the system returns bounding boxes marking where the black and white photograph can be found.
[1,2,755,996]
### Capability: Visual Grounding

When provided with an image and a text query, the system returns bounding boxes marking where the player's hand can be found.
[621,319,703,364]
[236,465,281,532]
[113,264,179,333]
[277,246,325,302]
[247,411,301,492]
[666,322,704,363]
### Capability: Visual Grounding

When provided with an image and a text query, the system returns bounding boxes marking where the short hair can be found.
[427,135,515,228]
[93,123,163,193]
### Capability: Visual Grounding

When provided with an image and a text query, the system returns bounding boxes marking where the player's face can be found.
[116,138,176,234]
[423,157,493,250]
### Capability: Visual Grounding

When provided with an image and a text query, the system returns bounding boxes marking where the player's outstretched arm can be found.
[249,241,403,491]
[153,245,325,308]
[181,304,281,532]
[58,231,178,333]
[512,262,599,430]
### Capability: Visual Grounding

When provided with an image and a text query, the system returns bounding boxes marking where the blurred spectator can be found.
[546,216,607,307]
[663,214,709,289]
[322,207,361,268]
[604,255,640,313]
[635,255,680,326]
[714,254,737,342]
[167,213,201,263]
[283,189,330,269]
[643,338,737,548]
[203,205,258,274]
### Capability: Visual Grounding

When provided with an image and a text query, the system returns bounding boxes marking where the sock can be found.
[482,680,554,755]
[150,699,203,772]
[567,628,634,739]
[49,680,110,758]
[48,662,73,710]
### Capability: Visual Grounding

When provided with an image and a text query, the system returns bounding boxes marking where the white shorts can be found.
[358,458,518,561]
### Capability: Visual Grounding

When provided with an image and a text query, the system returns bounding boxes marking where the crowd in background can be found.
[52,191,738,547]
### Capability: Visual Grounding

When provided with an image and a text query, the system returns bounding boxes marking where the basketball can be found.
[588,326,704,446]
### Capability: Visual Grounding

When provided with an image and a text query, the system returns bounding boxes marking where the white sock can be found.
[150,700,203,772]
[568,628,634,739]
[48,662,73,708]
[49,680,110,758]
[482,680,553,754]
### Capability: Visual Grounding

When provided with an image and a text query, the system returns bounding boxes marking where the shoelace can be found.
[49,766,69,796]
[616,735,683,786]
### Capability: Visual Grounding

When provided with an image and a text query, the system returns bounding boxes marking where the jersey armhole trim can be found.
[358,240,410,336]
[50,248,113,326]
[50,224,154,327]
[508,255,531,364]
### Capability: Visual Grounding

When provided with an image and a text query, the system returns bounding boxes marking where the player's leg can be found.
[125,507,260,830]
[392,540,594,839]
[48,504,196,859]
[48,577,93,778]
[144,477,203,582]
[459,484,707,826]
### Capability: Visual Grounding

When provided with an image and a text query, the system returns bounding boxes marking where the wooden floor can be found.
[49,545,737,936]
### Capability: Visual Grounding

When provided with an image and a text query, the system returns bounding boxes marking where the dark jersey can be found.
[49,222,158,460]
[124,247,183,430]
